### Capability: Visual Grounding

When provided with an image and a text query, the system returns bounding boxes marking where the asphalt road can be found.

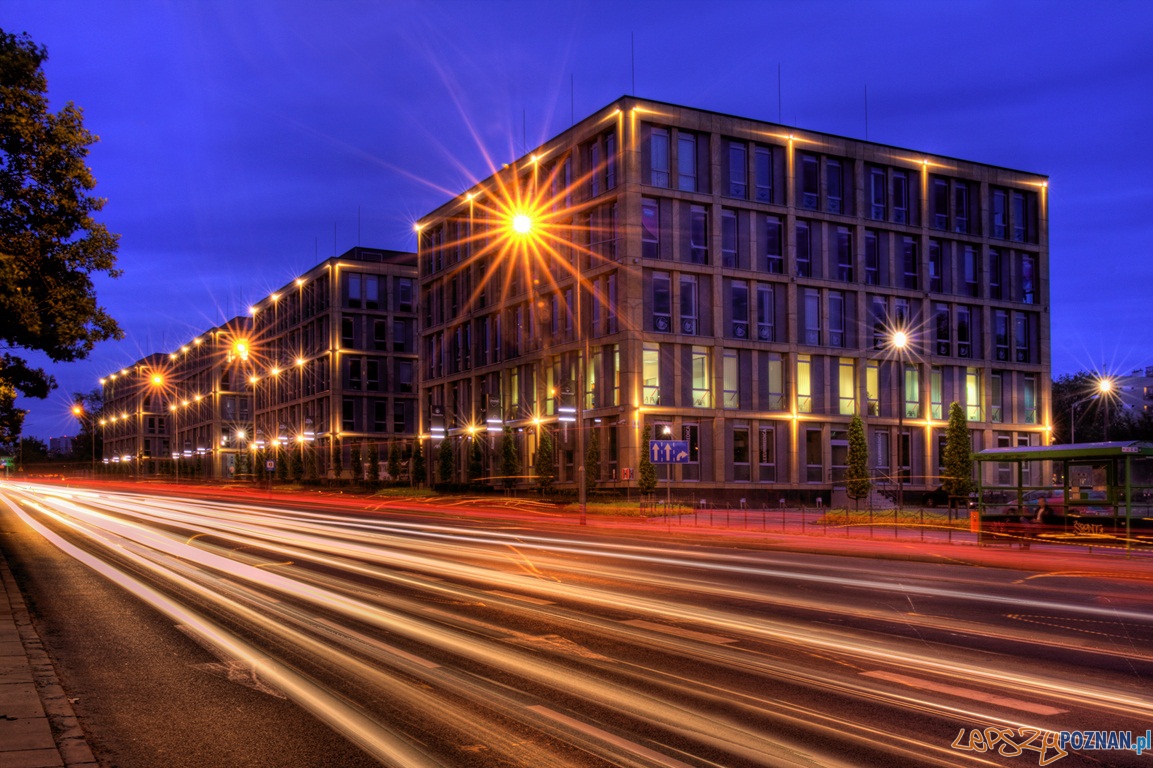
[2,482,1152,767]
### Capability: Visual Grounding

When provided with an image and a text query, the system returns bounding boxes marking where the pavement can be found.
[1,478,1151,767]
[0,547,96,768]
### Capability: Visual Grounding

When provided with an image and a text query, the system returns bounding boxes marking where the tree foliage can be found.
[845,413,871,506]
[411,438,426,486]
[533,427,555,491]
[349,441,362,484]
[0,31,122,447]
[500,426,519,490]
[467,437,484,486]
[437,437,454,484]
[942,401,975,504]
[388,441,401,482]
[638,426,658,495]
[366,442,379,484]
[584,427,600,495]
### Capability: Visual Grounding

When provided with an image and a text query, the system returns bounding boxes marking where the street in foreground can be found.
[2,482,1152,767]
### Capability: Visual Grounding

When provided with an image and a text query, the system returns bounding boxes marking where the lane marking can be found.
[485,590,554,605]
[861,670,1066,715]
[527,705,695,768]
[622,619,737,645]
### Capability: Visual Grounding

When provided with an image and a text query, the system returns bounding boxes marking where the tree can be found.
[349,441,362,484]
[411,438,426,486]
[68,388,103,462]
[16,436,48,464]
[844,413,871,510]
[388,441,401,482]
[1,32,122,447]
[289,447,304,482]
[366,442,379,485]
[304,446,318,482]
[330,437,343,479]
[500,426,519,491]
[638,426,658,495]
[942,401,975,508]
[584,427,600,495]
[437,437,454,484]
[467,437,484,486]
[533,427,555,492]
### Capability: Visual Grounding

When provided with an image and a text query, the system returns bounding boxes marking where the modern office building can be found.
[416,96,1050,502]
[247,247,419,480]
[100,352,170,475]
[164,316,255,479]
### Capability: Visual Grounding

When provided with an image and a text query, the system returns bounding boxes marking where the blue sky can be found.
[7,0,1153,439]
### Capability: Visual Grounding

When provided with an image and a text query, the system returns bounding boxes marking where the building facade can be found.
[247,247,419,480]
[100,352,170,475]
[417,96,1050,501]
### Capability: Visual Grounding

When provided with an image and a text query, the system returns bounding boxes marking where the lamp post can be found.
[1099,377,1114,441]
[891,330,909,512]
[71,404,95,477]
[1070,377,1113,443]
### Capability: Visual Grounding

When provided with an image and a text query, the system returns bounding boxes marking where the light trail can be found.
[3,482,1152,767]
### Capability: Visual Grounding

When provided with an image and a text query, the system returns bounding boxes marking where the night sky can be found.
[7,0,1153,440]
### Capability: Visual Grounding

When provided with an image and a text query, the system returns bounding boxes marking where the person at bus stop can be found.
[1034,497,1050,524]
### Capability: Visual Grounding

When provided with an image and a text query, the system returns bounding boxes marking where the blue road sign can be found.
[649,439,690,464]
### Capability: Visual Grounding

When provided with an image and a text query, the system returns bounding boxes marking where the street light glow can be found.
[512,213,532,235]
[892,331,908,350]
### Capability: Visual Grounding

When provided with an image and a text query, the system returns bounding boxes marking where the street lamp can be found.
[890,330,910,512]
[1070,377,1114,443]
[71,403,95,477]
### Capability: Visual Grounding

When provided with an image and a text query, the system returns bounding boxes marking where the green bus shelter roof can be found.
[975,441,1153,463]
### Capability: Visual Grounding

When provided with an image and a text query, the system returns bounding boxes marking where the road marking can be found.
[861,670,1066,715]
[527,705,695,768]
[485,590,554,605]
[622,619,737,645]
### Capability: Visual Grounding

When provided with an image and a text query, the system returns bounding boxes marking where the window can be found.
[652,272,671,332]
[396,277,415,312]
[721,209,738,268]
[682,423,701,480]
[754,146,773,203]
[643,344,661,405]
[989,248,1004,300]
[800,154,819,210]
[869,167,886,220]
[374,401,388,433]
[892,171,909,224]
[902,237,919,289]
[962,246,978,297]
[348,273,362,308]
[374,320,388,351]
[393,400,413,434]
[723,350,739,409]
[589,141,601,197]
[797,354,812,413]
[796,221,812,277]
[764,215,783,273]
[756,284,774,342]
[966,367,981,421]
[931,366,943,420]
[1024,374,1037,424]
[689,205,708,264]
[733,427,750,481]
[367,360,381,391]
[679,274,699,335]
[691,346,711,407]
[730,280,749,339]
[605,131,617,190]
[765,353,785,410]
[904,364,920,419]
[994,310,1010,362]
[953,182,971,234]
[835,226,852,282]
[826,159,844,214]
[1020,253,1035,304]
[829,290,845,348]
[342,397,356,432]
[831,429,849,483]
[393,318,414,353]
[865,230,880,286]
[727,140,747,198]
[1012,191,1027,242]
[641,198,660,259]
[803,288,821,345]
[935,303,951,356]
[866,360,880,416]
[396,359,414,393]
[348,359,363,389]
[931,177,949,229]
[806,429,823,483]
[992,189,1007,239]
[929,239,943,293]
[957,306,972,358]
[758,426,776,481]
[870,295,887,350]
[365,276,380,310]
[839,357,855,415]
[1014,313,1030,363]
[650,126,670,187]
[678,132,697,192]
[341,316,355,347]
[990,372,1004,423]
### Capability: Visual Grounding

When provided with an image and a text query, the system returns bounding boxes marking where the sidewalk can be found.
[0,548,96,768]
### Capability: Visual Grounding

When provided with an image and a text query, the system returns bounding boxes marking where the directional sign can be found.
[649,439,690,464]
[265,460,275,472]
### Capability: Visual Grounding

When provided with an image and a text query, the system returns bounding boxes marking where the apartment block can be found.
[416,96,1050,501]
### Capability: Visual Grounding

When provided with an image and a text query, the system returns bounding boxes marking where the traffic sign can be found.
[265,460,275,472]
[649,439,690,464]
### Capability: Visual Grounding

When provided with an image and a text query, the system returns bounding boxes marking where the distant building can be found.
[48,436,75,456]
[247,247,419,480]
[416,96,1050,501]
[1117,366,1153,413]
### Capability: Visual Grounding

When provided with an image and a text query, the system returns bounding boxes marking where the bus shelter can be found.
[973,441,1153,552]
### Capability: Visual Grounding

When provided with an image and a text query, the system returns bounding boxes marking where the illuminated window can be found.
[691,346,711,408]
[904,364,920,419]
[966,367,982,421]
[931,366,943,420]
[723,350,739,409]
[643,344,661,405]
[866,360,880,416]
[764,352,784,410]
[839,357,855,416]
[797,354,812,413]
